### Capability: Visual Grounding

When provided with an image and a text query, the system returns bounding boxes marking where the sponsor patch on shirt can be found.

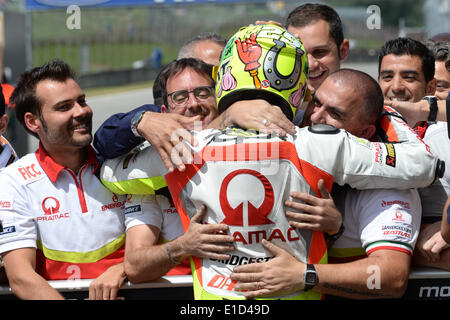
[381,224,412,239]
[125,205,142,215]
[17,164,43,182]
[380,210,413,240]
[385,143,396,167]
[0,225,16,236]
[0,198,13,210]
[381,199,410,209]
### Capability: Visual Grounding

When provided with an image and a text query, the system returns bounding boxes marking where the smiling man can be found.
[0,60,142,300]
[116,58,234,284]
[230,69,423,300]
[378,38,436,107]
[160,58,218,125]
[377,38,450,271]
[285,3,349,93]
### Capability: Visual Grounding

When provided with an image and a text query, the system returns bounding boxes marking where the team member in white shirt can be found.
[0,59,144,300]
[102,25,440,300]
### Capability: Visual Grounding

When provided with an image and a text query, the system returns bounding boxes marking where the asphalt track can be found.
[26,62,378,153]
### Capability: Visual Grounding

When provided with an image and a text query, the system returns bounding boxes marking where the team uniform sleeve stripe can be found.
[365,240,413,255]
[36,233,125,263]
[366,246,412,256]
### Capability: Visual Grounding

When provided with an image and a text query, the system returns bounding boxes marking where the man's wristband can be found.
[325,223,345,242]
[423,96,438,122]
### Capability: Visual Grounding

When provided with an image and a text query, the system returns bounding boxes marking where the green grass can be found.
[32,41,179,72]
[29,4,275,73]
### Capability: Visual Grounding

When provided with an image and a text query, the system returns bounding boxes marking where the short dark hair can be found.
[10,59,76,137]
[427,41,450,72]
[378,38,435,83]
[178,32,227,59]
[286,3,344,52]
[152,68,165,106]
[329,68,384,124]
[159,58,214,107]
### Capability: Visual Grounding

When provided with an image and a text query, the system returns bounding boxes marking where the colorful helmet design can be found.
[215,24,308,120]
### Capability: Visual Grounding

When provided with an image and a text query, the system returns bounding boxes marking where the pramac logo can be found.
[42,197,60,215]
[219,169,274,226]
[37,197,69,222]
[392,211,406,222]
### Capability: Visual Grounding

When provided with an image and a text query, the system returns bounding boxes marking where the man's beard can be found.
[40,113,93,148]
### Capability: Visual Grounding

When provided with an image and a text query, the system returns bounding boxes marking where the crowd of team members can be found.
[0,3,449,300]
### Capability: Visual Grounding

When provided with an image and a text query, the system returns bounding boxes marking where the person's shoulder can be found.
[352,187,420,209]
[424,121,448,138]
[137,104,161,113]
[0,153,42,184]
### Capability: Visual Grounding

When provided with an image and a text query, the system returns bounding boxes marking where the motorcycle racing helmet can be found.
[214,24,308,121]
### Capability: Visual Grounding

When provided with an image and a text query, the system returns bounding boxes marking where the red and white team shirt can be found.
[0,143,136,280]
[102,125,439,299]
[329,188,421,262]
[125,193,191,275]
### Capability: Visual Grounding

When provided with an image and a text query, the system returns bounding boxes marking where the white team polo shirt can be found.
[125,193,191,275]
[0,143,131,280]
[329,188,421,262]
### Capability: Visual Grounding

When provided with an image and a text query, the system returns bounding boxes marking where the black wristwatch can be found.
[423,96,438,122]
[304,264,318,291]
[130,110,147,137]
[325,223,345,243]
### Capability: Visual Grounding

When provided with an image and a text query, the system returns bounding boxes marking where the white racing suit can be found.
[101,124,442,300]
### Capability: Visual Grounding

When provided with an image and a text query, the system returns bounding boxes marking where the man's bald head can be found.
[327,68,384,124]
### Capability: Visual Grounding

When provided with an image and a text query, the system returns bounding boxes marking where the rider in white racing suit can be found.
[101,24,443,300]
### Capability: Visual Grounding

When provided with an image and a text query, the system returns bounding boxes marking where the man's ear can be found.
[161,105,169,114]
[426,78,437,96]
[0,114,9,135]
[360,124,377,140]
[24,112,41,135]
[339,39,350,62]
